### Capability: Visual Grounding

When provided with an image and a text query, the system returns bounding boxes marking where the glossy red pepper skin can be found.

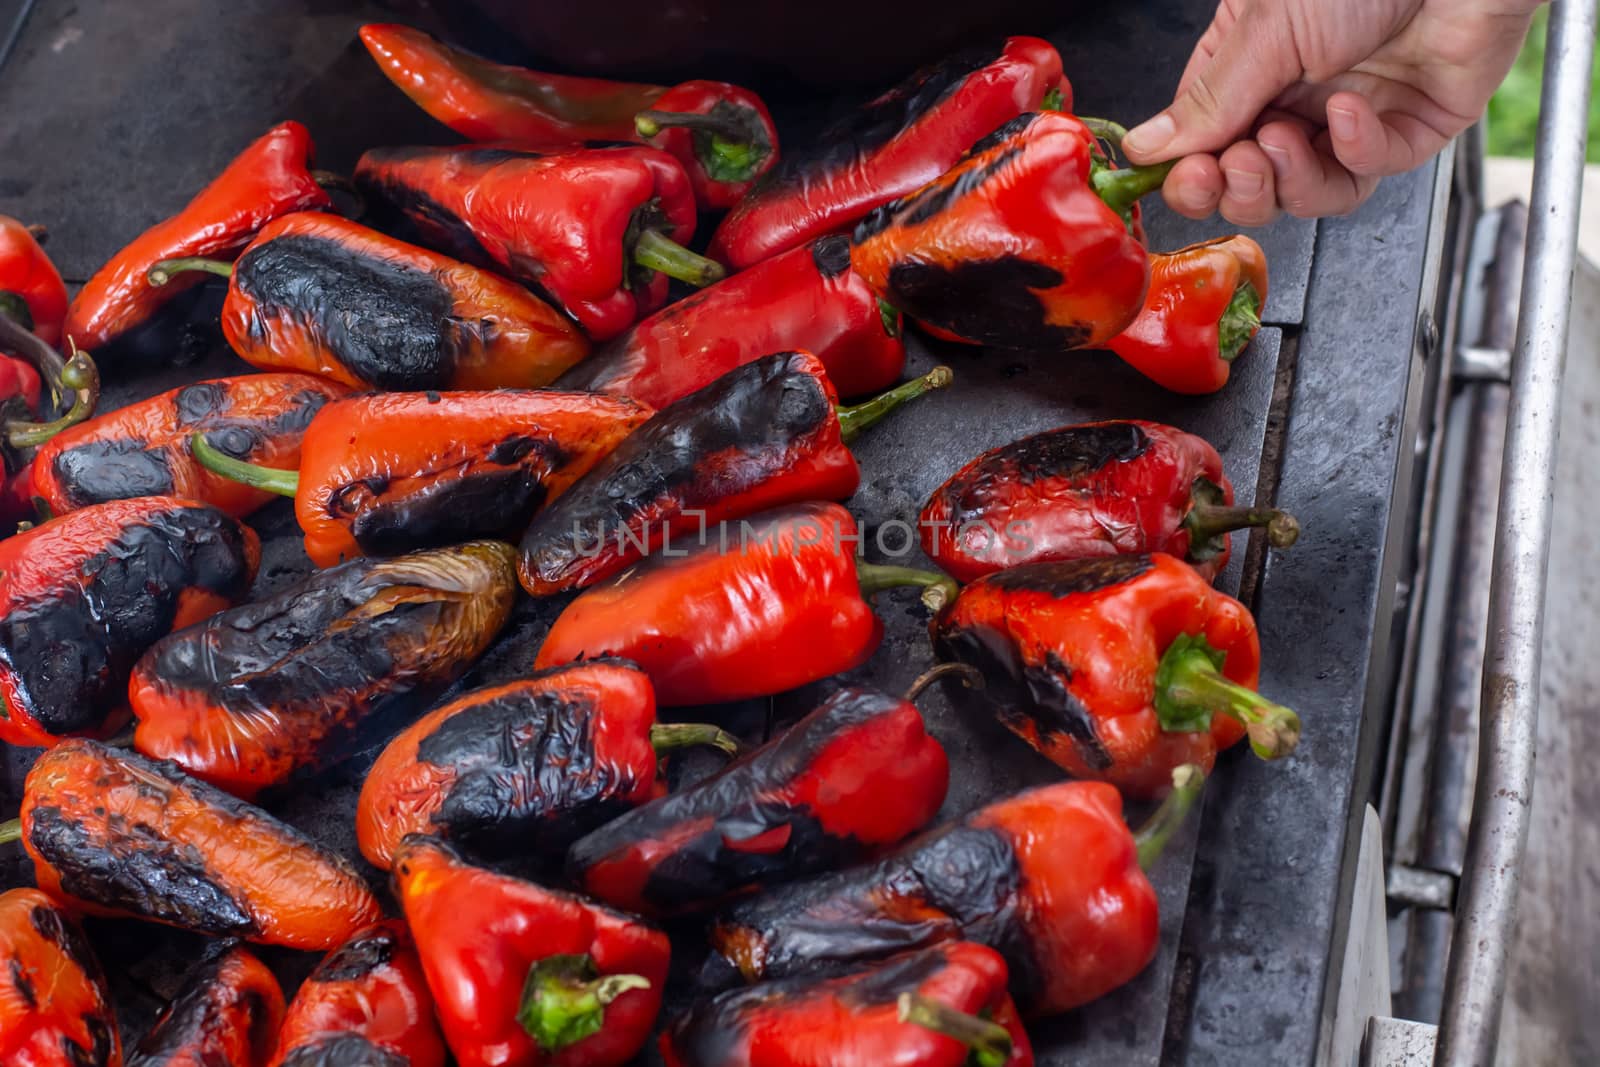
[394,835,671,1067]
[0,888,120,1067]
[66,122,332,352]
[1108,236,1270,394]
[0,354,41,421]
[662,942,1032,1067]
[20,739,383,951]
[0,497,260,748]
[709,38,1064,270]
[268,921,447,1067]
[568,684,949,916]
[128,943,284,1067]
[32,374,346,518]
[556,237,905,405]
[356,144,700,341]
[0,216,67,349]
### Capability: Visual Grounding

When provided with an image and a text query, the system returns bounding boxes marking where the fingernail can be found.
[1124,113,1177,157]
[1328,105,1358,142]
[1260,142,1291,178]
[1225,167,1264,199]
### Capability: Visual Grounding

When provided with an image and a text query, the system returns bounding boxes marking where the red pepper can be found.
[534,501,956,705]
[359,24,779,210]
[709,39,1066,270]
[65,122,334,352]
[130,942,284,1067]
[567,673,952,917]
[356,658,738,871]
[556,236,906,405]
[0,297,103,523]
[0,217,67,349]
[1108,236,1269,394]
[520,351,948,597]
[931,554,1302,796]
[148,212,588,391]
[269,921,447,1067]
[710,767,1203,1016]
[0,887,120,1067]
[394,835,671,1067]
[919,420,1299,584]
[662,942,1032,1067]
[356,144,723,341]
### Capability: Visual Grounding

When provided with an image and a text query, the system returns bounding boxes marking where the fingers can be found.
[1161,155,1224,219]
[1256,120,1377,217]
[1216,142,1280,226]
[1324,90,1445,178]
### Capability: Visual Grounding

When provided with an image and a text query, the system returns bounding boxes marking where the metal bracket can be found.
[1387,864,1456,911]
[1453,346,1512,382]
[1365,1017,1440,1065]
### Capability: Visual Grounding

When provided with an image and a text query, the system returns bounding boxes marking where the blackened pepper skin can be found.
[0,887,121,1067]
[128,941,284,1067]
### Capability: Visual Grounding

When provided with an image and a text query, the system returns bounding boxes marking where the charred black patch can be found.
[944,423,1151,527]
[174,383,226,422]
[349,468,551,557]
[967,112,1042,157]
[893,145,1024,230]
[128,944,240,1063]
[810,235,852,278]
[65,1016,117,1067]
[885,257,1090,350]
[51,440,175,506]
[309,926,396,983]
[354,157,501,274]
[278,1035,407,1067]
[981,555,1154,596]
[177,385,333,465]
[8,957,35,1009]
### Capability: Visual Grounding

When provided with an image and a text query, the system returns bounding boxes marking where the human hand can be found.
[1122,0,1545,224]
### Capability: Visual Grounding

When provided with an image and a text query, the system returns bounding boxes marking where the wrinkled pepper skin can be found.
[206,211,588,391]
[32,374,346,517]
[0,888,120,1067]
[662,942,1032,1067]
[0,216,67,349]
[358,24,778,210]
[394,836,670,1067]
[0,497,259,748]
[19,739,382,950]
[851,111,1153,350]
[568,685,949,916]
[128,943,284,1067]
[269,921,447,1067]
[130,541,518,799]
[66,122,331,352]
[1108,236,1269,395]
[356,144,703,341]
[556,237,905,405]
[709,38,1064,270]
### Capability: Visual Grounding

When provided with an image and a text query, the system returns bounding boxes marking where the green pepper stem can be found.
[1078,115,1131,145]
[631,230,726,288]
[518,954,650,1052]
[1040,86,1065,111]
[877,297,901,339]
[835,365,953,444]
[0,298,69,406]
[0,818,19,846]
[897,993,1013,1067]
[1183,500,1300,550]
[855,561,959,613]
[1218,280,1263,362]
[190,432,299,496]
[904,662,985,703]
[1092,160,1176,218]
[1155,637,1301,759]
[635,109,750,142]
[1134,764,1205,870]
[24,224,46,243]
[148,257,233,287]
[6,347,101,449]
[0,291,33,331]
[650,722,741,758]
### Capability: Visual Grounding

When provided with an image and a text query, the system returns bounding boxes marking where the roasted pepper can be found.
[269,921,447,1067]
[31,373,346,518]
[709,38,1066,270]
[0,302,102,532]
[1108,236,1269,394]
[148,211,588,391]
[357,658,738,871]
[662,942,1032,1067]
[128,942,284,1067]
[359,24,778,210]
[0,496,259,748]
[0,887,120,1067]
[567,675,952,916]
[520,351,949,596]
[919,420,1299,584]
[394,835,670,1067]
[1,216,67,349]
[131,541,517,799]
[3,739,382,950]
[190,388,649,567]
[66,122,334,353]
[931,554,1302,796]
[535,501,956,705]
[356,144,723,341]
[850,111,1171,349]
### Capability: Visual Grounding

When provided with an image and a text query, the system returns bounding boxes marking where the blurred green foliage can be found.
[1485,7,1600,161]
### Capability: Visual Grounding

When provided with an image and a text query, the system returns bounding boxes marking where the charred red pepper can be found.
[394,835,670,1067]
[0,887,120,1067]
[357,144,723,341]
[148,211,588,391]
[710,767,1203,1015]
[1108,236,1269,394]
[534,501,957,705]
[65,122,334,353]
[4,739,382,950]
[129,942,284,1067]
[0,216,67,349]
[131,541,517,799]
[931,554,1301,796]
[357,658,738,871]
[709,39,1066,270]
[520,351,949,596]
[567,673,955,916]
[919,420,1299,584]
[662,942,1032,1067]
[269,921,447,1067]
[359,23,778,210]
[0,496,259,748]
